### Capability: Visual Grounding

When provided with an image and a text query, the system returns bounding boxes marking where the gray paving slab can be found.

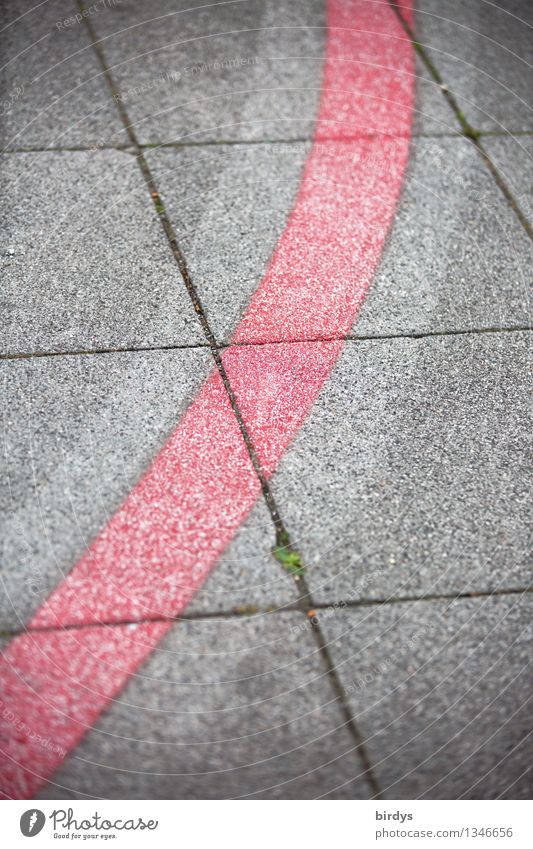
[410,55,461,136]
[0,150,206,354]
[355,135,532,337]
[1,0,461,150]
[89,0,453,143]
[0,0,125,151]
[243,333,532,604]
[0,349,296,631]
[320,595,533,798]
[90,0,325,145]
[483,134,533,230]
[411,0,533,133]
[37,611,372,799]
[150,136,532,344]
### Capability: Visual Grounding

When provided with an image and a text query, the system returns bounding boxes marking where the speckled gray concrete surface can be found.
[183,496,299,617]
[354,136,532,337]
[254,333,532,604]
[0,0,125,150]
[0,150,206,354]
[320,595,533,798]
[149,137,532,344]
[411,0,533,133]
[483,134,533,231]
[0,349,296,631]
[89,0,326,144]
[0,0,462,151]
[38,612,371,799]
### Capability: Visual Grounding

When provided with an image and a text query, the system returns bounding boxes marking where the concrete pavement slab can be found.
[0,348,296,631]
[90,0,326,145]
[355,135,532,337]
[185,497,299,617]
[409,0,533,133]
[89,0,452,144]
[320,595,533,798]
[150,137,532,344]
[483,134,533,231]
[36,612,372,799]
[0,348,209,630]
[228,333,532,604]
[1,0,531,804]
[0,0,125,151]
[1,150,206,355]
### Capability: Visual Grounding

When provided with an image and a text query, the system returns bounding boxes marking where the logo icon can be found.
[20,810,46,837]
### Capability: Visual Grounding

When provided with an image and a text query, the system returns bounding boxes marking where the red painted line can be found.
[0,0,414,798]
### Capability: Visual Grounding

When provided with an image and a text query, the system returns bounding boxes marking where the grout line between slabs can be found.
[76,0,382,798]
[1,325,531,363]
[389,0,533,242]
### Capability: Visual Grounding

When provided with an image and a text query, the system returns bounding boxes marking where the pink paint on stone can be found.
[0,0,414,798]
[30,370,262,628]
